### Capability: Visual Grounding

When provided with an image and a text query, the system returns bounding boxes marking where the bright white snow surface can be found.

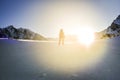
[0,38,120,80]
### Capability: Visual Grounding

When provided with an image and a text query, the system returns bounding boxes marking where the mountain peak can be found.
[116,15,120,19]
[0,25,46,40]
[6,25,15,29]
[113,15,120,25]
[96,15,120,39]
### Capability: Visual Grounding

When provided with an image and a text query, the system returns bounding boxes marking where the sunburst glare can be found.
[77,27,95,46]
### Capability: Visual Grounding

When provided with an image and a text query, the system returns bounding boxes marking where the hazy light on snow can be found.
[30,40,108,74]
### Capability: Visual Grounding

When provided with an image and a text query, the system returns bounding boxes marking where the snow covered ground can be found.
[0,38,120,80]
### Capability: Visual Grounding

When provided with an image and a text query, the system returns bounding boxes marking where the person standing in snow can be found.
[59,29,65,45]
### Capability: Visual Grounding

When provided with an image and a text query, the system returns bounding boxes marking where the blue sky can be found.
[0,0,120,37]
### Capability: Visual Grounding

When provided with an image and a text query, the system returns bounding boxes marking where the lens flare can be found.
[77,27,95,46]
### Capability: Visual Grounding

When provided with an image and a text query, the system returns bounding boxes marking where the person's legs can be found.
[62,38,64,45]
[59,38,61,45]
[59,37,64,45]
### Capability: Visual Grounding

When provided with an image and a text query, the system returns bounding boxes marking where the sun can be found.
[77,27,95,46]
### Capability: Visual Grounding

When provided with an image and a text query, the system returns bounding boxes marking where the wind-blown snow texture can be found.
[0,38,120,80]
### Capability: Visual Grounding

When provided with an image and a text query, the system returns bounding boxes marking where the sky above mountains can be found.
[0,0,120,37]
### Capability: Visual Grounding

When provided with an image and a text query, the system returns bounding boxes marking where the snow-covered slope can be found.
[105,15,120,35]
[0,25,46,40]
[96,15,120,39]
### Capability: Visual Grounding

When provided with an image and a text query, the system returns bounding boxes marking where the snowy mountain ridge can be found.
[114,15,120,24]
[105,15,120,36]
[96,15,120,39]
[0,25,46,40]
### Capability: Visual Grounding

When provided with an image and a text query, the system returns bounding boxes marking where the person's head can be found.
[60,29,63,32]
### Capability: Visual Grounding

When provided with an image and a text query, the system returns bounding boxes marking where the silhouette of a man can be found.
[59,29,65,45]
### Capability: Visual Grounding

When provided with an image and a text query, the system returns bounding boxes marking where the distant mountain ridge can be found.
[96,15,120,39]
[0,25,46,40]
[1,15,120,40]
